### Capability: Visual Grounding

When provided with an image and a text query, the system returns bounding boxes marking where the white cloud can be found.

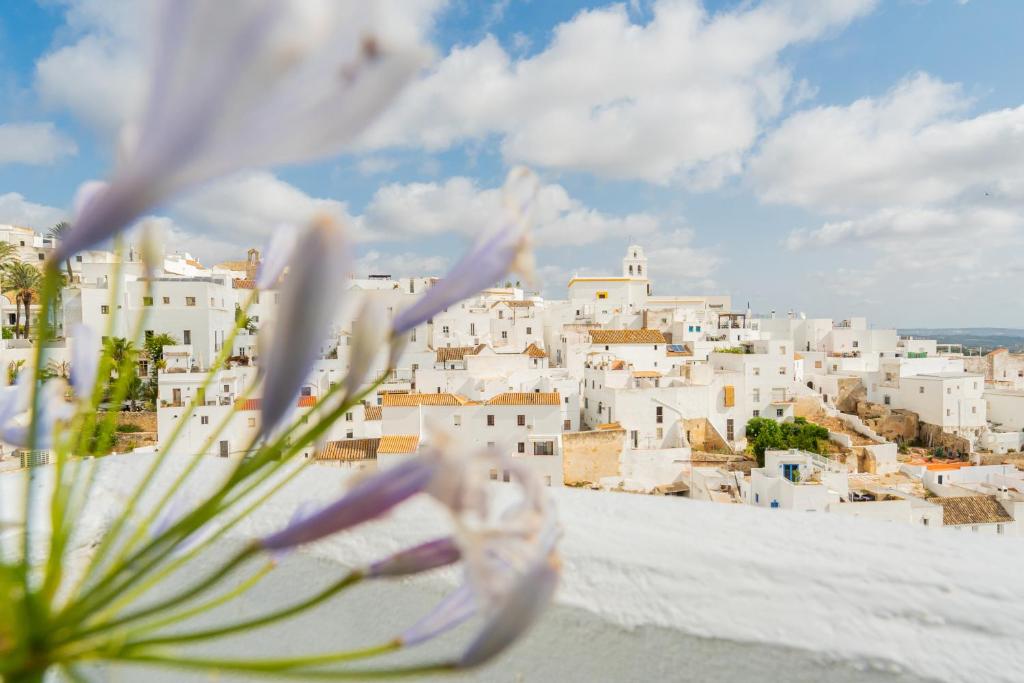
[646,229,723,290]
[34,0,449,135]
[0,123,78,165]
[355,249,449,278]
[752,73,1024,212]
[362,0,877,185]
[173,172,360,244]
[0,193,67,228]
[360,176,661,246]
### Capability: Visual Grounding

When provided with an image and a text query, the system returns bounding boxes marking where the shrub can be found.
[115,423,144,433]
[746,416,830,467]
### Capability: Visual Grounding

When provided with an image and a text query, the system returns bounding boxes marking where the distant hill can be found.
[898,328,1024,354]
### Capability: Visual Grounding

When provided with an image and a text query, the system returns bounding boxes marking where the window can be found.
[37,253,44,261]
[162,296,170,304]
[183,330,191,345]
[247,417,256,428]
[778,367,786,375]
[752,388,760,402]
[919,386,925,394]
[971,406,977,414]
[490,469,498,481]
[300,386,312,397]
[883,396,891,405]
[219,441,229,458]
[726,419,734,441]
[533,441,554,455]
[852,340,859,348]
[814,361,822,369]
[487,414,495,426]
[142,296,153,306]
[76,255,83,262]
[753,367,760,376]
[100,305,110,314]
[442,325,450,335]
[655,406,663,424]
[200,415,209,425]
[656,427,663,439]
[470,323,476,335]
[946,409,951,417]
[517,414,526,426]
[776,408,784,417]
[501,331,508,339]
[345,412,353,422]
[185,296,196,306]
[518,442,525,453]
[526,326,532,335]
[596,291,608,299]
[223,384,230,393]
[453,414,461,426]
[584,398,589,409]
[564,419,571,430]
[753,410,760,417]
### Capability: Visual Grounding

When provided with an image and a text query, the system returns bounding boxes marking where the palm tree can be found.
[144,332,178,393]
[105,337,137,374]
[0,242,17,338]
[4,262,41,339]
[234,304,257,334]
[48,222,74,281]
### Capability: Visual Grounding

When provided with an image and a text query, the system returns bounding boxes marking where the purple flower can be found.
[391,167,538,336]
[53,1,426,262]
[367,537,462,579]
[400,585,478,647]
[255,224,299,290]
[259,459,435,551]
[258,216,350,436]
[458,552,560,668]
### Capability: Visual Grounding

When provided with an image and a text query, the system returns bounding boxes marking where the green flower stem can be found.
[122,570,364,650]
[66,291,257,606]
[103,641,408,674]
[108,376,260,574]
[125,560,276,638]
[81,457,313,626]
[60,543,259,645]
[56,370,387,634]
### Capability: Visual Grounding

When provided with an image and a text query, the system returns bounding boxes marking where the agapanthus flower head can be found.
[0,379,75,450]
[367,537,462,579]
[391,167,539,336]
[69,323,101,401]
[53,0,427,263]
[258,215,351,437]
[255,224,300,290]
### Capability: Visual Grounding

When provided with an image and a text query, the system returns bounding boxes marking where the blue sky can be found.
[0,0,1022,328]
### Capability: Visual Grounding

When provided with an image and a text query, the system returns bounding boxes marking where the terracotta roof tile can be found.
[936,496,1012,526]
[236,398,261,411]
[233,278,257,289]
[524,343,548,358]
[364,405,382,421]
[485,392,561,406]
[632,370,662,378]
[318,438,379,461]
[382,393,468,407]
[491,300,535,308]
[379,434,420,453]
[589,329,667,345]
[436,347,478,363]
[297,395,317,408]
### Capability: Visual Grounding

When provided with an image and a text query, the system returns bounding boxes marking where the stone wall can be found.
[855,402,918,443]
[918,422,972,455]
[563,429,624,486]
[834,378,866,414]
[683,418,729,452]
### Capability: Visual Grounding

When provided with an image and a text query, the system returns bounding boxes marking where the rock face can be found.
[855,401,919,443]
[834,379,867,414]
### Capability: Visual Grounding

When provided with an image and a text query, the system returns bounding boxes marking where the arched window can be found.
[637,265,643,275]
[629,265,633,275]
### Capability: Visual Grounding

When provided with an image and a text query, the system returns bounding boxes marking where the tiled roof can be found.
[318,438,379,461]
[436,347,478,363]
[632,370,661,378]
[936,496,1012,526]
[491,300,535,308]
[297,395,317,408]
[382,393,468,407]
[524,343,548,358]
[379,434,420,453]
[589,329,667,344]
[233,278,256,289]
[364,405,382,421]
[186,258,204,268]
[486,392,561,406]
[236,398,261,411]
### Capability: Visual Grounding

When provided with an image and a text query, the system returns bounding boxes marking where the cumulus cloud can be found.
[360,176,661,246]
[645,229,723,290]
[355,249,449,278]
[752,73,1024,212]
[34,0,449,135]
[0,123,78,165]
[0,193,68,228]
[361,0,876,185]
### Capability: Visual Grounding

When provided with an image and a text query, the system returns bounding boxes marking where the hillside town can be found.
[2,223,1023,535]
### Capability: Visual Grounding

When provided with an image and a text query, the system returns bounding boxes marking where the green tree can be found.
[4,262,42,338]
[144,332,177,400]
[48,222,74,281]
[746,416,831,467]
[6,359,25,384]
[234,304,257,334]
